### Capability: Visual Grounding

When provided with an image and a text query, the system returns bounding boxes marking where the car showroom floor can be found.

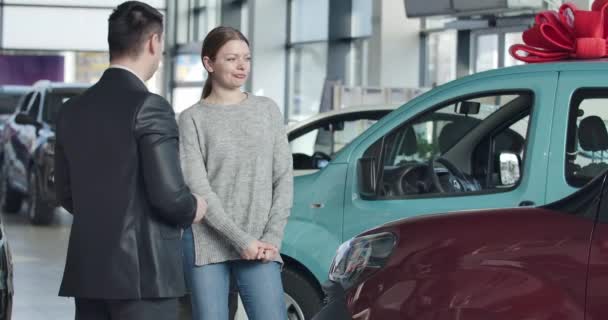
[3,208,251,320]
[3,208,74,320]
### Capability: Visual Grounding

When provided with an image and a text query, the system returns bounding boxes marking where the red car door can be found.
[339,175,604,320]
[585,175,608,320]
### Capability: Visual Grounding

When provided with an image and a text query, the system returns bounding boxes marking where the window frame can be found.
[289,110,390,170]
[360,89,535,201]
[17,92,35,114]
[565,88,608,188]
[26,91,42,121]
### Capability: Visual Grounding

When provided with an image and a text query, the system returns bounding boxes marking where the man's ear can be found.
[149,33,161,56]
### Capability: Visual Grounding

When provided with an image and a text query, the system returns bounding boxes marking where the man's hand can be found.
[192,194,207,223]
[241,240,276,260]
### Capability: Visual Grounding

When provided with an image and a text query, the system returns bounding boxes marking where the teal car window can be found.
[566,89,608,187]
[361,92,532,199]
[290,119,378,157]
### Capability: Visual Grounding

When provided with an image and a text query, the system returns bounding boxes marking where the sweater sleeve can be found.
[260,100,294,250]
[178,111,256,253]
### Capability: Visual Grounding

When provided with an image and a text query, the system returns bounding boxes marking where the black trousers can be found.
[75,298,179,320]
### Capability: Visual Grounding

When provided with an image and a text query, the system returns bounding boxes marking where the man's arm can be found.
[134,94,200,227]
[54,109,73,213]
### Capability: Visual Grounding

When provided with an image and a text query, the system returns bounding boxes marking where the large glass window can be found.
[288,43,328,122]
[566,89,608,187]
[346,39,369,87]
[351,0,372,37]
[172,54,205,114]
[361,92,533,199]
[290,0,329,42]
[423,26,527,85]
[287,0,329,123]
[175,55,205,83]
[424,30,457,87]
[186,0,220,42]
[173,87,203,114]
[504,32,525,68]
[475,34,499,73]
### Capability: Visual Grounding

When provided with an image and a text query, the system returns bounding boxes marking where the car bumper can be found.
[312,281,351,320]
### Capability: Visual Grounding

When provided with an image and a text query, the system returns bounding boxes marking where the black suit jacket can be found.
[55,68,196,299]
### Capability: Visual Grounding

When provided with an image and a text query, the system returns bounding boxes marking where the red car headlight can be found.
[329,232,397,290]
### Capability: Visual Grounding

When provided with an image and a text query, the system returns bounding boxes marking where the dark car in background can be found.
[314,172,608,320]
[0,86,30,133]
[0,212,13,320]
[0,81,88,225]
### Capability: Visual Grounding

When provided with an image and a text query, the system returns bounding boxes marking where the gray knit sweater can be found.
[178,94,293,266]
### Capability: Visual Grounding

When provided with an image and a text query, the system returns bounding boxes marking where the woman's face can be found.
[206,40,251,90]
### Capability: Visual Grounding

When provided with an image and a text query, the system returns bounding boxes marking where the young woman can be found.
[178,26,293,320]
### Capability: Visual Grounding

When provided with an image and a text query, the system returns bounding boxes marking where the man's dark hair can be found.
[108,1,163,60]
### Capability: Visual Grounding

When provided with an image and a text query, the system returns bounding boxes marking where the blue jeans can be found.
[182,228,287,320]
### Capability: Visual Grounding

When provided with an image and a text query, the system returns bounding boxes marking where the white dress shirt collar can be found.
[108,64,146,87]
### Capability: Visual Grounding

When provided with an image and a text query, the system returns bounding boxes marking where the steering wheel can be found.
[394,163,432,195]
[427,157,472,193]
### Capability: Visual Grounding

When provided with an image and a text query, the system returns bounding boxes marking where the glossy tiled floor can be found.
[2,208,250,320]
[3,208,74,320]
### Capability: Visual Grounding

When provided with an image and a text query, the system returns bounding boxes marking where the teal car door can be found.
[546,69,608,203]
[283,110,389,281]
[342,70,558,240]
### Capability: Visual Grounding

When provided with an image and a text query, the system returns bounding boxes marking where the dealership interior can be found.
[0,0,601,319]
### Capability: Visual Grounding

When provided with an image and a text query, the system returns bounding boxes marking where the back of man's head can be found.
[108,1,163,61]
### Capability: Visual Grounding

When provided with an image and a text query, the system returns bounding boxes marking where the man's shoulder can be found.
[134,92,178,137]
[135,92,173,116]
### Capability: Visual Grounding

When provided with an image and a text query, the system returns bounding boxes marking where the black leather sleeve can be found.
[134,94,196,228]
[54,108,74,214]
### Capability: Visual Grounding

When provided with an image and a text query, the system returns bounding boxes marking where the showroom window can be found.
[421,20,526,86]
[345,0,371,87]
[423,30,457,87]
[169,0,221,113]
[471,28,526,73]
[172,0,220,43]
[287,0,329,122]
[287,0,372,122]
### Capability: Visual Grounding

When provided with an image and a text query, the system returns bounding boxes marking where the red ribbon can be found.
[509,0,608,63]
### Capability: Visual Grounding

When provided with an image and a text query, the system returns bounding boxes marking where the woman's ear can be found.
[203,56,214,73]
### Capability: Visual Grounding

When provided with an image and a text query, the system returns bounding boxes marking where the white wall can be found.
[368,0,420,88]
[2,1,166,51]
[248,0,288,114]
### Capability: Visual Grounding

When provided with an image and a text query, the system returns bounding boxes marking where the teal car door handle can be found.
[311,203,325,209]
[519,200,535,207]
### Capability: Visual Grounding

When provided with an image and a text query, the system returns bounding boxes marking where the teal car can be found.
[280,61,608,319]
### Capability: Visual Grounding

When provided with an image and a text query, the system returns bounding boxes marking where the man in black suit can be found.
[54,2,206,319]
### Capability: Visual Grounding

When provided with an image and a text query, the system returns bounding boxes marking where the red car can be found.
[313,172,608,320]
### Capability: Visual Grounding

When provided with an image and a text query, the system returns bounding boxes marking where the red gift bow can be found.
[509,0,608,63]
